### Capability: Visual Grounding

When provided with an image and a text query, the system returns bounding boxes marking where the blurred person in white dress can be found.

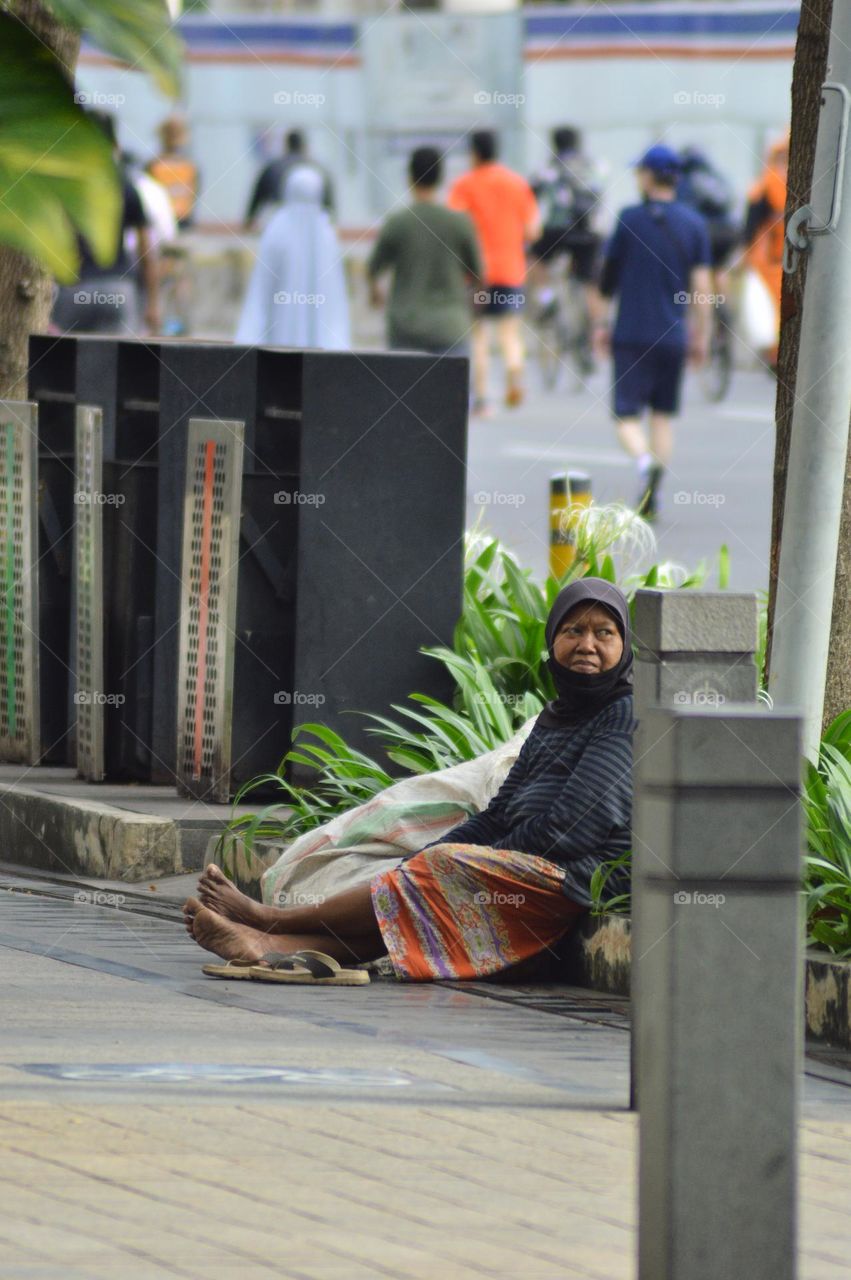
[236,165,350,349]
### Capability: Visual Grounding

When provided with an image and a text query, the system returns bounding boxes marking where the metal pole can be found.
[770,5,851,758]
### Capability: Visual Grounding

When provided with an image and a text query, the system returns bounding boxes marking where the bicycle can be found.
[532,247,595,393]
[700,296,734,403]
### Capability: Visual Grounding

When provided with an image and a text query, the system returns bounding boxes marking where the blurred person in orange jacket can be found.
[743,132,788,369]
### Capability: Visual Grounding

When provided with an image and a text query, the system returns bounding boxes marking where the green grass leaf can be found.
[718,543,730,590]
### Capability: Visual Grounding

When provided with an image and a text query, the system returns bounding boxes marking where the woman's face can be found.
[552,602,624,675]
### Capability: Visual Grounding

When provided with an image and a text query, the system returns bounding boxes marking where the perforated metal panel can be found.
[0,401,40,763]
[176,418,244,801]
[74,404,104,781]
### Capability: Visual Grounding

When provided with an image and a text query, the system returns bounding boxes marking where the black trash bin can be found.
[170,345,469,801]
[27,334,92,762]
[31,334,165,781]
[29,337,469,801]
[99,337,166,780]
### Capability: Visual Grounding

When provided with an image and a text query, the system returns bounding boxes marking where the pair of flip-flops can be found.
[202,949,370,986]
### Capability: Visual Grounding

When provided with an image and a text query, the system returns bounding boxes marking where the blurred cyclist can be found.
[529,127,605,346]
[677,145,738,291]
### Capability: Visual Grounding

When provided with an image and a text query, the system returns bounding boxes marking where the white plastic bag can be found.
[260,717,538,906]
[739,269,778,352]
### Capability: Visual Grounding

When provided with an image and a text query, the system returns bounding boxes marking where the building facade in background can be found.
[77,2,799,240]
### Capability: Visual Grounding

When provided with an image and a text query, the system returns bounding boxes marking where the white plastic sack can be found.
[739,269,778,352]
[260,717,538,907]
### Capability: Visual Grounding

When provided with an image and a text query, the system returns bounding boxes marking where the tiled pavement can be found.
[2,885,850,1279]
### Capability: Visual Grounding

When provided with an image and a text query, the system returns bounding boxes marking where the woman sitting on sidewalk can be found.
[184,579,634,982]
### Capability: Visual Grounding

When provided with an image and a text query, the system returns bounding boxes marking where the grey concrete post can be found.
[634,705,802,1280]
[629,589,761,1108]
[632,588,760,719]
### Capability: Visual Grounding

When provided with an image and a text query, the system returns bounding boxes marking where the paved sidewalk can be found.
[2,884,850,1279]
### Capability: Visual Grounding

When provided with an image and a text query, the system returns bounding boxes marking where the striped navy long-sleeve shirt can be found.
[437,695,634,906]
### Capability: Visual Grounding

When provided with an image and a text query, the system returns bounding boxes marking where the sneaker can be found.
[576,343,595,376]
[636,463,663,520]
[471,397,495,419]
[505,384,524,408]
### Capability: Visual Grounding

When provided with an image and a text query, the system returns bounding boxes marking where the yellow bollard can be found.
[549,471,592,581]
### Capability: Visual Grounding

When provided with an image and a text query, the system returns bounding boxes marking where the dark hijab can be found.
[537,578,633,729]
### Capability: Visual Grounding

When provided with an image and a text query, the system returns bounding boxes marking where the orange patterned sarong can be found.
[370,843,584,982]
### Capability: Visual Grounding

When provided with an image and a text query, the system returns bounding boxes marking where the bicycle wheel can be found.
[701,308,733,402]
[561,280,594,388]
[535,314,563,391]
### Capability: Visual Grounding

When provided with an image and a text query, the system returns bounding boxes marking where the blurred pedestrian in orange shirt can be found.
[449,131,541,413]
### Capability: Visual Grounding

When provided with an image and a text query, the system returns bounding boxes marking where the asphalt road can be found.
[465,359,777,594]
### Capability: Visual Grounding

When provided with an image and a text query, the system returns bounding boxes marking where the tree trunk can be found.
[768,0,851,731]
[0,3,79,401]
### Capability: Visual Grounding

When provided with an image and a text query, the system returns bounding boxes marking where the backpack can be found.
[534,154,599,231]
[678,164,733,223]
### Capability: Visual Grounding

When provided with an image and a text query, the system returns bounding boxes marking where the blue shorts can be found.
[612,343,686,418]
[474,284,525,316]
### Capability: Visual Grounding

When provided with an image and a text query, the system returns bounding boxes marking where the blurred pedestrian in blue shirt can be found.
[591,144,712,520]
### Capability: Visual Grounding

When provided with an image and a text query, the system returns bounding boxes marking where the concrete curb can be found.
[563,914,632,996]
[805,950,851,1050]
[204,832,281,899]
[0,783,181,883]
[565,913,851,1050]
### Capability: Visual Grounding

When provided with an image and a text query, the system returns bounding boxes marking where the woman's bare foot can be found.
[197,864,272,928]
[191,905,268,963]
[183,896,202,937]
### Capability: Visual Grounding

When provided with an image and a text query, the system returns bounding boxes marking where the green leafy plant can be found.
[366,652,543,774]
[589,851,632,915]
[803,709,851,958]
[50,0,183,94]
[0,1,181,279]
[220,725,395,872]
